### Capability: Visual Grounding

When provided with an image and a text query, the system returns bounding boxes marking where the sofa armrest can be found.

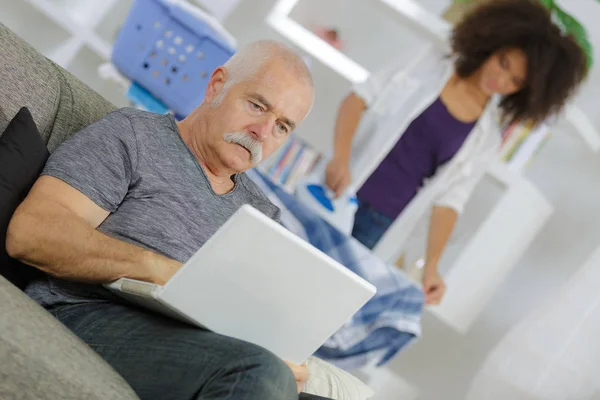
[0,276,139,400]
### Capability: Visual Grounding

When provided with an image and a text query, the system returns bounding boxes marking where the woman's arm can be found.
[325,93,367,196]
[422,206,457,304]
[426,206,458,268]
[332,93,366,162]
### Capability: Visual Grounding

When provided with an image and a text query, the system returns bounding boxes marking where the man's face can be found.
[203,62,313,174]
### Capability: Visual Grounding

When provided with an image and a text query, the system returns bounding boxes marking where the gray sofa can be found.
[0,22,139,400]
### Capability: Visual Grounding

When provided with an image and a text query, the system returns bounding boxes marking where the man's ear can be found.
[204,66,228,104]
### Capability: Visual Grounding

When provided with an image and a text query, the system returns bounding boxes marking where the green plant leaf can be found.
[552,5,594,68]
[538,0,555,9]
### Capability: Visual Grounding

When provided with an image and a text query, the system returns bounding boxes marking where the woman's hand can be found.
[284,361,309,393]
[422,267,446,305]
[325,157,351,198]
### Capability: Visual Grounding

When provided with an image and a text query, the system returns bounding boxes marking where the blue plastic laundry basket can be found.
[112,0,236,117]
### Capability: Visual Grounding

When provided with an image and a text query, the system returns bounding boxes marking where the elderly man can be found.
[7,40,314,399]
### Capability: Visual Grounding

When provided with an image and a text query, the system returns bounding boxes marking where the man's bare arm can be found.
[6,176,181,285]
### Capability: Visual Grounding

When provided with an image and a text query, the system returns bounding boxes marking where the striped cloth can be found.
[247,169,424,370]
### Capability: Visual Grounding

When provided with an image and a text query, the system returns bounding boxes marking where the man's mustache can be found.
[223,132,263,164]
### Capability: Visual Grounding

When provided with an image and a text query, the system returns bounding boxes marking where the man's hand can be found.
[325,157,351,198]
[422,267,446,305]
[284,361,309,393]
[145,254,184,286]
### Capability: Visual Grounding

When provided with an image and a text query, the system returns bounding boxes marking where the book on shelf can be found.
[257,135,323,193]
[501,120,551,172]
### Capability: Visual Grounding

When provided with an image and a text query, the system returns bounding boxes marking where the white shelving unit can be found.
[425,162,554,332]
[0,0,133,107]
[20,0,127,62]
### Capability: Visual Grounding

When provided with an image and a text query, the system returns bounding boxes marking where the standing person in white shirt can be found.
[324,0,587,305]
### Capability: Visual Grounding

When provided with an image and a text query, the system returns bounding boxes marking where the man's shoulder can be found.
[236,173,281,221]
[114,107,157,117]
[104,108,178,143]
[237,172,272,202]
[112,107,172,124]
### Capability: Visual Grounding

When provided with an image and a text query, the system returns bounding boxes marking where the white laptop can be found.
[104,204,376,364]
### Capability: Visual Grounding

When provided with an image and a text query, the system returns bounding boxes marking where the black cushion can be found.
[0,107,49,289]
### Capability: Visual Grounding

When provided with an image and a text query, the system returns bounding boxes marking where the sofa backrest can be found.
[0,22,116,153]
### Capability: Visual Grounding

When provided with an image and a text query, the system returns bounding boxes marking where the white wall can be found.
[559,0,600,129]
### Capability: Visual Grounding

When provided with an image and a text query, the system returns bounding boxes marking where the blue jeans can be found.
[50,301,298,400]
[351,202,395,250]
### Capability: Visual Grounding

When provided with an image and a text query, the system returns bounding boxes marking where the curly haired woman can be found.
[324,0,588,304]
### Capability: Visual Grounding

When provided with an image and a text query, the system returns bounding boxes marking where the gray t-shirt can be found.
[26,108,280,307]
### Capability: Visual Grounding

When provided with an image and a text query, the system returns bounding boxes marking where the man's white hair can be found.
[215,40,314,103]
